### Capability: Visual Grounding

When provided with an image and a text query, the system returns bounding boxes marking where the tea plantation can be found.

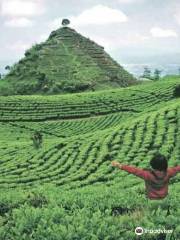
[2,27,135,95]
[0,77,180,239]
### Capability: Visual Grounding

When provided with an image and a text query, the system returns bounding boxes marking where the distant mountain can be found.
[2,26,135,95]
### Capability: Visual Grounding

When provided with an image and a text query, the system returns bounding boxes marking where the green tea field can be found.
[0,77,180,239]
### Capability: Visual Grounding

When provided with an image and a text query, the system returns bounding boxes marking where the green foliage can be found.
[153,69,162,81]
[173,85,180,98]
[142,67,152,79]
[27,191,48,208]
[0,185,179,240]
[0,78,179,121]
[2,27,135,95]
[0,81,14,96]
[0,78,179,239]
[5,65,10,71]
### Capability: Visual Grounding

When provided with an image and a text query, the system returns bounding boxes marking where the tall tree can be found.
[153,69,162,81]
[142,67,151,79]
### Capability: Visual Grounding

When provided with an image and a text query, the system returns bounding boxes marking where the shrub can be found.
[173,85,180,97]
[27,192,48,208]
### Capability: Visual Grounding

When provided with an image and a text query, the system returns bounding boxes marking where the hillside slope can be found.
[0,78,180,239]
[2,27,135,95]
[0,78,179,121]
[0,78,179,187]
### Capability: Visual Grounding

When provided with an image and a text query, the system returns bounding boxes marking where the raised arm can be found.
[168,166,180,178]
[111,161,150,180]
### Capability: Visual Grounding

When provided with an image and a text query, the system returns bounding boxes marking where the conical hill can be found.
[3,26,136,95]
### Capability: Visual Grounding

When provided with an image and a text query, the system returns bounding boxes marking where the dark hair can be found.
[150,153,168,171]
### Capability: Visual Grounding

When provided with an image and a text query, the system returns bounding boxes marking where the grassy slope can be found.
[2,27,135,95]
[0,77,179,121]
[0,77,180,239]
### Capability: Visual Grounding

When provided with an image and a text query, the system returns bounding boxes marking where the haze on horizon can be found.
[0,0,180,75]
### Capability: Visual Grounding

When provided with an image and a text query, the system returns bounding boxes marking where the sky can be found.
[0,0,180,74]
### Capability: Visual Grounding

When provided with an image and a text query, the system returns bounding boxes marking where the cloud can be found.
[38,33,49,42]
[0,0,45,17]
[5,41,31,52]
[4,40,32,58]
[150,27,178,38]
[174,11,180,25]
[72,5,128,26]
[85,32,150,52]
[50,5,128,29]
[4,17,34,27]
[4,41,32,59]
[86,35,112,50]
[118,0,144,3]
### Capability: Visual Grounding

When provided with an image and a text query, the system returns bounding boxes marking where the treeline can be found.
[141,66,180,81]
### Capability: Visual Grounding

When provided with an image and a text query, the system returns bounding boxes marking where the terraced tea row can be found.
[10,112,132,138]
[0,122,56,143]
[3,26,134,95]
[0,79,179,121]
[0,100,179,189]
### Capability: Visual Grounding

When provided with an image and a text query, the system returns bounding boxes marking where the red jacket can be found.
[120,165,180,199]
